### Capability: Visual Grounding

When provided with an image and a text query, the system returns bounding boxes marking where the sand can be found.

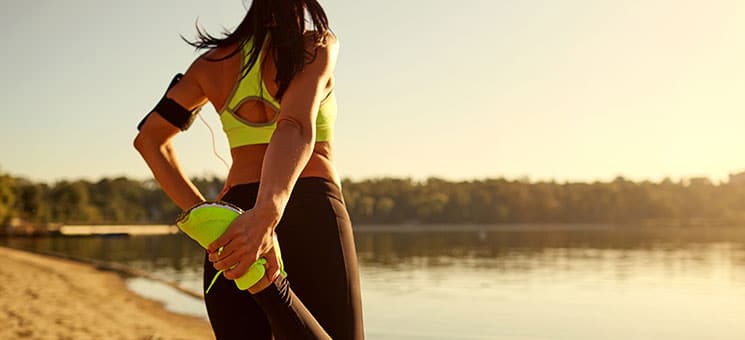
[0,246,214,340]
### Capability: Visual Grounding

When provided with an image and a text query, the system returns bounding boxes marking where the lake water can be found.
[3,225,745,340]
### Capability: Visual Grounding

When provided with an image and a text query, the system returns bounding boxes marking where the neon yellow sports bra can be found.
[220,39,336,148]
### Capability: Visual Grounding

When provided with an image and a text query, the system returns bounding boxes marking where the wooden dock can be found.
[58,225,179,236]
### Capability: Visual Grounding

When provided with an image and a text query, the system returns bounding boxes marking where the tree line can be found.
[2,172,745,229]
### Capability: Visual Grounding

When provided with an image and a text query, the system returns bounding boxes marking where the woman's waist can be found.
[222,174,343,204]
[225,156,341,195]
[225,168,340,189]
[226,144,336,185]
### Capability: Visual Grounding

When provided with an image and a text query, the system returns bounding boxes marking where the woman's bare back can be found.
[191,41,339,188]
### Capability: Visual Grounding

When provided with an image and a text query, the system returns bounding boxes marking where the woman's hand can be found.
[207,206,282,282]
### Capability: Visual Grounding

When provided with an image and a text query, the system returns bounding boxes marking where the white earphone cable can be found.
[198,114,231,172]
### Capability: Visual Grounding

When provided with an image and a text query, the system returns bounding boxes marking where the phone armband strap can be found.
[137,73,201,131]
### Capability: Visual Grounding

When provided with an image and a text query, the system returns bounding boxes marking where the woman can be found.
[133,1,364,339]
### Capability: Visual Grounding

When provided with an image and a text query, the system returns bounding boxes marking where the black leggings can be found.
[203,177,364,340]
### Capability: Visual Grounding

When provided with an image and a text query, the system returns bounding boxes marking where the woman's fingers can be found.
[206,208,279,280]
[208,226,237,253]
[210,232,251,262]
[208,242,231,262]
[212,247,248,271]
[244,248,281,294]
[208,213,249,253]
[224,258,252,280]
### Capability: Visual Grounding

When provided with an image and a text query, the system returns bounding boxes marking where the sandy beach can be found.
[0,246,214,340]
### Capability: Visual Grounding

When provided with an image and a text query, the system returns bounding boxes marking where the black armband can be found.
[137,73,201,131]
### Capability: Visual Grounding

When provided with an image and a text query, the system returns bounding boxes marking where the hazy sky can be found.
[1,0,744,183]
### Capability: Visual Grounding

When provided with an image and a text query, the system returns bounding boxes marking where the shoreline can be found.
[0,246,214,339]
[1,245,206,300]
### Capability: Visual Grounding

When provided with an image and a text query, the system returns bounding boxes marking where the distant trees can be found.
[2,170,745,228]
[341,176,745,225]
[0,174,15,226]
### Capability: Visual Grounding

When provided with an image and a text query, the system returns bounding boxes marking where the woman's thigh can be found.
[276,186,364,339]
[203,254,272,339]
[203,182,272,339]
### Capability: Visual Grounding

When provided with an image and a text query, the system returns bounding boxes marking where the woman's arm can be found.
[254,38,340,223]
[208,35,339,282]
[134,62,209,210]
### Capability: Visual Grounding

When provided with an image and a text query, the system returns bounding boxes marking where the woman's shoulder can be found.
[302,31,339,67]
[303,30,338,50]
[186,43,242,78]
[199,43,242,62]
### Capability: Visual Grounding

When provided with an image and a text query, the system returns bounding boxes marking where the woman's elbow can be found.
[277,116,315,142]
[133,131,151,154]
[133,131,167,156]
[134,132,144,152]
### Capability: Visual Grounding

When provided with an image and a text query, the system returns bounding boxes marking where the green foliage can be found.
[0,174,16,225]
[2,171,745,227]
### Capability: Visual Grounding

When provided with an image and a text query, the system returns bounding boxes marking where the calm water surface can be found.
[4,225,745,340]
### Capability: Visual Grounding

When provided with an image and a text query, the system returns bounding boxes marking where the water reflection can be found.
[354,226,745,269]
[4,226,745,275]
[3,225,745,339]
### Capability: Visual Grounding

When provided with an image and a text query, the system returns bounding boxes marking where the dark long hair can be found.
[186,0,330,100]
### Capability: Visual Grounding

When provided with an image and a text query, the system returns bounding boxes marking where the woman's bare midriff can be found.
[225,142,339,189]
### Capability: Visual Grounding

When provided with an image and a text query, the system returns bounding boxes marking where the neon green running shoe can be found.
[176,201,286,293]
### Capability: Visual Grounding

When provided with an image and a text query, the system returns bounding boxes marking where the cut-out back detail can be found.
[231,97,280,126]
[219,38,336,148]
